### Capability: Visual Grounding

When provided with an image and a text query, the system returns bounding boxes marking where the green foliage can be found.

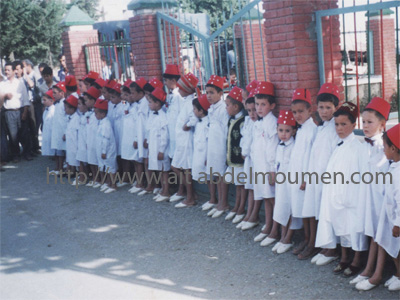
[67,0,100,21]
[0,0,65,66]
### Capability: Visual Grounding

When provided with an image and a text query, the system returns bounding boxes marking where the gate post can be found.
[128,0,178,79]
[60,5,99,80]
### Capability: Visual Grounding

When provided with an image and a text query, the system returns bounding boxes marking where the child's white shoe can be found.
[86,181,94,187]
[236,221,246,229]
[100,184,109,192]
[129,186,142,193]
[225,211,236,220]
[201,202,215,211]
[277,243,293,254]
[170,193,185,202]
[155,195,169,202]
[311,253,323,264]
[260,237,276,247]
[232,214,245,224]
[272,242,282,252]
[388,277,400,291]
[153,187,161,194]
[349,275,369,285]
[104,187,116,194]
[384,275,398,287]
[92,182,101,188]
[116,182,128,188]
[254,233,268,242]
[207,208,217,217]
[138,190,150,196]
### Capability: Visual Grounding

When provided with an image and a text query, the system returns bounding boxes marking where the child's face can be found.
[383,139,397,161]
[206,86,223,105]
[94,108,106,120]
[121,91,130,102]
[110,93,121,105]
[317,101,336,122]
[78,99,87,114]
[193,105,205,118]
[102,87,109,99]
[277,124,295,142]
[164,78,176,90]
[42,96,53,108]
[245,102,257,121]
[225,98,239,117]
[148,97,162,112]
[178,88,191,98]
[43,74,53,84]
[52,88,64,101]
[362,111,385,138]
[83,81,91,89]
[335,114,355,139]
[255,97,275,118]
[64,103,75,116]
[130,88,144,102]
[84,95,95,109]
[291,102,312,125]
[78,81,87,93]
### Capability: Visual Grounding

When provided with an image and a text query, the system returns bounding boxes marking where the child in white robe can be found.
[76,96,89,184]
[41,90,55,157]
[51,82,67,173]
[64,94,80,171]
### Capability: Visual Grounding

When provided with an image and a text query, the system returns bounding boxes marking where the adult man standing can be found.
[57,54,68,81]
[0,62,29,161]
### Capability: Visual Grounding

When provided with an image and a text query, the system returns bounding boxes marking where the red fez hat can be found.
[85,71,99,80]
[247,88,256,99]
[246,80,259,93]
[112,83,122,94]
[337,102,358,120]
[45,90,54,100]
[94,78,106,88]
[365,97,391,120]
[151,87,167,102]
[292,88,312,105]
[278,110,296,127]
[135,77,147,90]
[207,75,225,90]
[177,72,199,94]
[65,75,77,87]
[254,81,275,97]
[198,94,211,111]
[386,124,400,149]
[94,98,108,111]
[85,87,101,100]
[318,83,340,100]
[228,86,243,103]
[148,77,163,90]
[164,64,180,76]
[105,80,116,89]
[65,93,79,108]
[123,79,133,89]
[54,82,66,93]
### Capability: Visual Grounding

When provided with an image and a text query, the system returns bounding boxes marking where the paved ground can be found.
[1,156,398,299]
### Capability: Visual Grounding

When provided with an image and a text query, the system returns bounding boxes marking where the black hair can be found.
[92,82,102,90]
[23,59,34,67]
[41,66,53,76]
[363,108,386,121]
[255,94,276,105]
[333,110,356,124]
[148,94,165,106]
[227,96,244,111]
[130,82,145,94]
[58,54,64,60]
[192,98,208,116]
[317,93,339,107]
[64,101,77,111]
[122,86,130,93]
[96,108,108,115]
[162,74,180,80]
[205,83,223,93]
[5,62,14,70]
[13,60,23,70]
[53,86,65,94]
[78,96,86,105]
[143,83,155,93]
[229,68,236,75]
[84,93,97,101]
[291,99,311,109]
[84,77,96,85]
[66,85,78,92]
[183,55,190,62]
[382,131,400,153]
[245,97,255,105]
[110,89,121,96]
[106,87,115,94]
[39,62,48,70]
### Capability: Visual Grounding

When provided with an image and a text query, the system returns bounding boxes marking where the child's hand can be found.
[158,152,164,160]
[183,124,190,131]
[269,172,275,185]
[133,141,138,149]
[62,134,66,141]
[393,226,400,238]
[300,182,306,191]
[143,139,148,149]
[101,153,106,159]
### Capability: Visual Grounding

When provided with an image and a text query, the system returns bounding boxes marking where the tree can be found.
[0,0,65,66]
[67,0,100,21]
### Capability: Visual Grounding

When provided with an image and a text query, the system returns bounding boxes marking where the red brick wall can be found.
[263,0,342,111]
[62,29,100,80]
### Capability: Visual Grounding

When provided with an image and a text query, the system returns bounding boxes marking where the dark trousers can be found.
[19,108,32,156]
[0,109,9,162]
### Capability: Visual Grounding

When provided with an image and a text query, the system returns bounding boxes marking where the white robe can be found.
[65,112,80,167]
[251,112,279,200]
[166,87,182,159]
[356,134,388,239]
[172,94,195,169]
[51,98,68,151]
[121,102,138,161]
[240,116,255,190]
[288,117,317,217]
[109,102,127,156]
[302,118,338,219]
[86,111,99,165]
[375,161,400,258]
[134,96,149,161]
[206,99,229,175]
[96,117,117,173]
[76,112,89,163]
[192,115,209,181]
[316,133,368,251]
[147,110,170,171]
[41,105,55,156]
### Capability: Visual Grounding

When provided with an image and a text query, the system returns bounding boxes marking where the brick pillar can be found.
[234,21,269,83]
[128,0,180,79]
[367,10,396,100]
[62,27,100,80]
[263,0,342,111]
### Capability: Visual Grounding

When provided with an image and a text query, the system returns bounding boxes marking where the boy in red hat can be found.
[94,99,118,194]
[51,82,67,174]
[64,93,80,174]
[170,73,199,207]
[65,75,78,97]
[303,83,340,266]
[358,124,400,292]
[286,89,317,259]
[75,95,89,185]
[140,87,171,201]
[204,75,230,217]
[240,81,278,234]
[41,90,56,157]
[316,102,366,276]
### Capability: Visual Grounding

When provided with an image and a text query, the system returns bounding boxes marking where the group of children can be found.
[41,64,400,291]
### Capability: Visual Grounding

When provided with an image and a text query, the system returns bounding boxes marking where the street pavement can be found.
[0,156,398,299]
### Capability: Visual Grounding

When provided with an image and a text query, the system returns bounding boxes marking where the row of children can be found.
[41,65,400,291]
